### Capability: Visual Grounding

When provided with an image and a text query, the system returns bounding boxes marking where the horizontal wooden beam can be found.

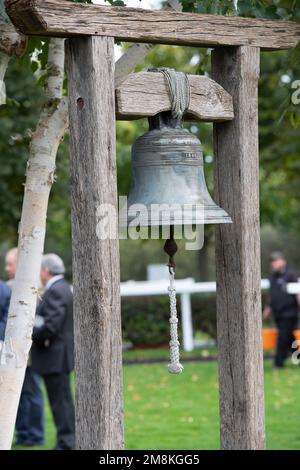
[115,72,233,122]
[6,0,300,50]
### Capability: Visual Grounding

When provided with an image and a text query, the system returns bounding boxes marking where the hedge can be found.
[121,291,269,347]
[121,294,217,347]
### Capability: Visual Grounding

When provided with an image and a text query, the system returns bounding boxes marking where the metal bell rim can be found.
[119,206,232,228]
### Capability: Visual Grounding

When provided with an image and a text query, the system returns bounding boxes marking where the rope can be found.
[148,67,190,120]
[167,267,184,374]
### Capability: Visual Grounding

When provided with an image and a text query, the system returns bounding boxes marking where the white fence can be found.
[121,278,300,352]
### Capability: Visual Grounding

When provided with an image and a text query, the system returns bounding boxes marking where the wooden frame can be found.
[6,0,300,49]
[5,0,299,451]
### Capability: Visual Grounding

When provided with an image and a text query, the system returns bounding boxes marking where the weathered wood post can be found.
[66,36,124,450]
[212,46,265,450]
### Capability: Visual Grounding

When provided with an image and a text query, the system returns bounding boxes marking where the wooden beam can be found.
[6,0,300,50]
[66,36,124,450]
[212,46,265,450]
[116,72,234,122]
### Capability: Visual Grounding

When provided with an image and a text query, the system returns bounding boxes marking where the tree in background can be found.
[0,31,68,448]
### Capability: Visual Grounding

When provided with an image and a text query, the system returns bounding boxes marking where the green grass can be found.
[123,346,216,361]
[12,351,300,450]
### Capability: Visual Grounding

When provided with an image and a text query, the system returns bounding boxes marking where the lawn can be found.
[12,352,300,450]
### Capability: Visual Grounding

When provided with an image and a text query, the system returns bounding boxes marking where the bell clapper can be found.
[164,227,184,375]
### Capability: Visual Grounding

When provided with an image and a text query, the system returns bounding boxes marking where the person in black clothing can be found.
[263,252,300,368]
[0,279,11,347]
[31,254,75,450]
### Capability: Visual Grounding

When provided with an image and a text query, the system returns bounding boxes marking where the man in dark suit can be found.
[0,279,11,347]
[31,254,75,450]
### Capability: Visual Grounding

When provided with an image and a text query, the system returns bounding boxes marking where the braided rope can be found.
[167,267,184,374]
[148,67,190,120]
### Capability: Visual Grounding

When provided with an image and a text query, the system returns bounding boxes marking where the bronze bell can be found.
[120,112,231,227]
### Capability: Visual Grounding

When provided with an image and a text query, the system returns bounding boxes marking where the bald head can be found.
[5,247,18,280]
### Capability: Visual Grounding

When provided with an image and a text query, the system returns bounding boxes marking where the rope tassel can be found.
[167,267,184,374]
[164,228,183,374]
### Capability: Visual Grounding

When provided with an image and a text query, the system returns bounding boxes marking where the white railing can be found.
[120,277,279,352]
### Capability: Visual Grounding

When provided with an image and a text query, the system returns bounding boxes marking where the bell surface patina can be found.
[120,112,232,227]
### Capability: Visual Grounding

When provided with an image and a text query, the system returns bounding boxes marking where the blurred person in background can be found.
[0,276,11,352]
[31,254,75,450]
[263,251,300,368]
[5,247,18,287]
[5,247,45,447]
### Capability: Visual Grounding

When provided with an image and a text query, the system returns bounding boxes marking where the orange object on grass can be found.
[262,328,300,350]
[293,329,300,348]
[262,328,278,351]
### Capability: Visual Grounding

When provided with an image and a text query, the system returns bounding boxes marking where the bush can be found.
[121,294,217,347]
[122,291,269,347]
[122,296,171,347]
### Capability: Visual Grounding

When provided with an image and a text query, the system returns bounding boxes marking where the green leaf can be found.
[110,0,126,5]
[38,41,49,71]
[264,5,281,20]
[36,72,47,88]
[30,61,39,74]
[290,111,300,128]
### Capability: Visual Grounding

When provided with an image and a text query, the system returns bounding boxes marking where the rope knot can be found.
[168,363,184,375]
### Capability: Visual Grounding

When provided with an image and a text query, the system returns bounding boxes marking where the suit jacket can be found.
[0,280,11,341]
[31,278,74,376]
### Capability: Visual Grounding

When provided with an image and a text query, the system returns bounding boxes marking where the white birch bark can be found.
[0,50,9,104]
[0,37,68,450]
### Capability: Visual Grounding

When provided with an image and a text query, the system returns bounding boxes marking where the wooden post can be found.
[212,46,265,450]
[66,36,124,450]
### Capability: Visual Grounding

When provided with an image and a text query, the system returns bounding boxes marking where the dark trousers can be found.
[15,366,44,445]
[274,317,298,367]
[44,373,75,450]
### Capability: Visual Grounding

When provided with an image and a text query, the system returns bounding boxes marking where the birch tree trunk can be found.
[0,37,68,450]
